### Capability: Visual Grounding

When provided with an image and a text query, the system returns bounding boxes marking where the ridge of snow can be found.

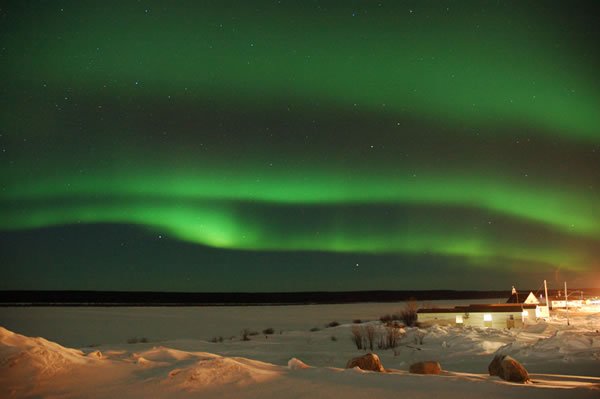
[0,326,91,376]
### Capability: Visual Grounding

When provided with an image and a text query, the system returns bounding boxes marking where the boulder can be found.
[500,356,530,383]
[409,361,442,375]
[346,353,384,372]
[488,354,504,376]
[488,354,530,383]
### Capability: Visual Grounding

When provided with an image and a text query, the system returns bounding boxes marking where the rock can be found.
[500,356,530,383]
[488,354,530,383]
[409,361,442,374]
[346,353,384,372]
[488,354,504,376]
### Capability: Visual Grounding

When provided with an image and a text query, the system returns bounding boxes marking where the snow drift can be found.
[0,326,93,376]
[1,307,600,399]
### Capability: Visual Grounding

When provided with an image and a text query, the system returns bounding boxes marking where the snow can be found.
[1,302,599,398]
[165,356,281,392]
[0,326,91,376]
[287,357,311,370]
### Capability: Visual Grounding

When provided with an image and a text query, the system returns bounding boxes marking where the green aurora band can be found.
[1,1,599,288]
[2,170,599,236]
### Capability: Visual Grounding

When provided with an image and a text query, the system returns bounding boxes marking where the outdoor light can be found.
[483,314,492,322]
[456,315,463,324]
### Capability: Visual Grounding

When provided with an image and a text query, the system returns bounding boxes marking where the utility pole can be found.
[544,279,550,310]
[564,281,569,326]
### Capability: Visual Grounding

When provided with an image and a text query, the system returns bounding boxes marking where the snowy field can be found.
[1,299,599,398]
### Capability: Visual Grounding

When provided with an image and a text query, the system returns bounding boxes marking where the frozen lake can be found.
[0,298,504,347]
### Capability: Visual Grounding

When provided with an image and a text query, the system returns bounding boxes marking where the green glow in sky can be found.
[1,1,599,290]
[4,2,600,141]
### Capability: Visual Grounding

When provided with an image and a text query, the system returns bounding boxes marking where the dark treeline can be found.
[1,289,591,306]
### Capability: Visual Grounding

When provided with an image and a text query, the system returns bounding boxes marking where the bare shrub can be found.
[262,328,275,335]
[388,320,402,328]
[310,327,320,332]
[380,313,403,323]
[365,325,376,351]
[326,321,340,328]
[414,330,425,345]
[350,325,378,351]
[386,326,402,348]
[353,319,362,324]
[209,336,224,343]
[399,299,419,327]
[241,328,252,341]
[127,337,148,344]
[351,325,365,350]
[376,326,403,349]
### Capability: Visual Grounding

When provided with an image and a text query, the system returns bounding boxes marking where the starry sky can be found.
[1,1,599,292]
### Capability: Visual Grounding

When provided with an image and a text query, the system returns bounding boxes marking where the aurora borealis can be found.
[1,1,599,291]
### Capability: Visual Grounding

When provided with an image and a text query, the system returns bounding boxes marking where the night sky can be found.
[1,1,599,292]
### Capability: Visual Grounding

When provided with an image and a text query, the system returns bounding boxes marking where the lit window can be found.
[456,315,463,324]
[483,314,492,322]
[522,310,529,317]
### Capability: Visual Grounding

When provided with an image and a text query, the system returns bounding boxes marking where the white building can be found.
[417,303,538,329]
[523,292,540,304]
[551,299,584,308]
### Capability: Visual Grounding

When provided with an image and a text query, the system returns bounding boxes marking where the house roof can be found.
[506,291,540,304]
[417,303,537,314]
[506,293,521,303]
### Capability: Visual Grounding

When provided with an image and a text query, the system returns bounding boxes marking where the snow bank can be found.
[165,356,282,391]
[0,326,92,376]
[2,306,600,399]
[133,346,203,362]
[403,324,515,356]
[288,357,311,370]
[498,330,600,361]
[1,325,600,398]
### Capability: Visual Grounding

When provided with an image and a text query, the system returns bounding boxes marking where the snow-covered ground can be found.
[1,300,599,398]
